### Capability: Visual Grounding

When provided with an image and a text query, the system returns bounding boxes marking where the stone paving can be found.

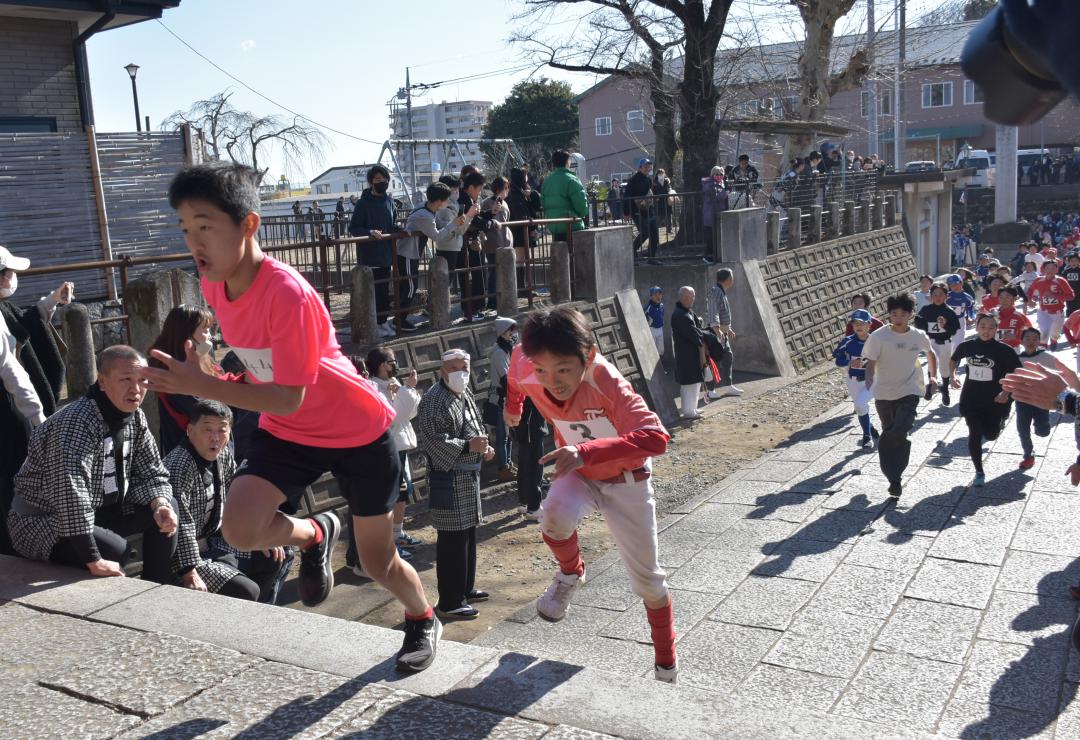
[473,385,1080,738]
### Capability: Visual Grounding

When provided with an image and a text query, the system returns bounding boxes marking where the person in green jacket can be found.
[540,150,588,238]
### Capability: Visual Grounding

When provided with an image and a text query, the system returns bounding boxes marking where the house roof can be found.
[309,164,377,184]
[0,1,182,33]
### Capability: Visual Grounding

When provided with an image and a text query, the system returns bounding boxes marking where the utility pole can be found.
[867,0,878,158]
[893,0,906,168]
[405,68,418,206]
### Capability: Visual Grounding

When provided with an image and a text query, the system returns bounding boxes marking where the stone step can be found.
[0,555,931,739]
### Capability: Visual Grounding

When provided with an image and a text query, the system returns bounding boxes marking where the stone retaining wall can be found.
[761,225,918,372]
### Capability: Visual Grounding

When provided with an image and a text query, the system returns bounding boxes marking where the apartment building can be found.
[389,99,492,185]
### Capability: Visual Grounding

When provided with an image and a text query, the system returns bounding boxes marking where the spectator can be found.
[403,182,461,330]
[705,268,742,397]
[308,200,324,239]
[606,176,624,222]
[480,177,513,311]
[653,167,673,231]
[433,175,478,320]
[459,170,489,321]
[671,286,707,419]
[335,196,346,223]
[0,246,70,554]
[540,150,588,241]
[486,317,518,483]
[417,348,493,621]
[506,168,542,296]
[644,286,665,358]
[291,201,304,240]
[7,345,179,581]
[728,154,760,210]
[701,166,728,264]
[349,165,398,338]
[627,157,660,264]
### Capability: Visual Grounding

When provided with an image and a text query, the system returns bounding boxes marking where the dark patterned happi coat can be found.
[417,380,485,531]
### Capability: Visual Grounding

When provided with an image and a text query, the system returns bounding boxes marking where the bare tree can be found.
[162,93,327,181]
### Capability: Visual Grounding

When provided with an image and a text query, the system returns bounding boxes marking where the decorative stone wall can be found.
[760,226,918,373]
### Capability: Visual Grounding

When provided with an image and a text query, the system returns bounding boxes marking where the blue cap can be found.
[946,274,963,285]
[648,286,663,295]
[850,309,873,324]
[638,157,653,168]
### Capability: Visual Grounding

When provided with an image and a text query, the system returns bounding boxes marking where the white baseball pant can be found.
[1037,310,1065,345]
[846,376,873,416]
[650,327,664,357]
[929,341,952,381]
[541,470,669,603]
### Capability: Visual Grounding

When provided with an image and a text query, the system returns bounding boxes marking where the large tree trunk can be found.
[649,51,677,181]
[677,17,722,190]
[792,6,836,157]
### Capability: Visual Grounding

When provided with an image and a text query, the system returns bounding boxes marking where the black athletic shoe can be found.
[467,589,490,602]
[436,604,480,620]
[298,512,341,607]
[888,481,902,499]
[941,385,951,407]
[396,616,442,672]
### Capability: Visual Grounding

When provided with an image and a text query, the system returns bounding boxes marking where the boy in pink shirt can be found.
[505,307,677,683]
[145,163,440,672]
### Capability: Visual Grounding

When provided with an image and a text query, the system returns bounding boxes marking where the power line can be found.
[154,19,385,146]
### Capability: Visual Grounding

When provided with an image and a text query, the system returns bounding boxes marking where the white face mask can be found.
[193,339,213,357]
[446,370,470,394]
[0,272,16,299]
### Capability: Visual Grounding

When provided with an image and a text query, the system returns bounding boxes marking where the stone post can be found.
[809,205,823,243]
[62,302,96,399]
[843,201,856,236]
[873,199,885,230]
[551,241,572,304]
[786,207,802,249]
[854,205,867,233]
[349,266,378,345]
[429,256,452,330]
[828,201,841,238]
[766,210,780,253]
[495,248,517,318]
[885,195,897,226]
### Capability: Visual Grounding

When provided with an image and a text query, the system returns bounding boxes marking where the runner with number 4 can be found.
[504,307,677,684]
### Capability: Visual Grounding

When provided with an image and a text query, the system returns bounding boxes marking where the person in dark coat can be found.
[670,286,707,419]
[349,165,397,336]
[506,168,542,297]
[514,396,548,521]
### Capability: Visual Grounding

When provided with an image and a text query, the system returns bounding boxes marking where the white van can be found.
[1017,148,1050,180]
[955,149,994,188]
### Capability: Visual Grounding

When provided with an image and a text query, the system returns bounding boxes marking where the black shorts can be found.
[236,428,401,518]
[961,401,1011,441]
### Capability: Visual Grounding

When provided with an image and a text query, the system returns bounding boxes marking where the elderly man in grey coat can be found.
[418,348,494,621]
[704,267,743,397]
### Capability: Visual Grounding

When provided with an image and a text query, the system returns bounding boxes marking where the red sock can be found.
[405,606,434,622]
[646,598,677,667]
[302,518,324,551]
[543,532,584,576]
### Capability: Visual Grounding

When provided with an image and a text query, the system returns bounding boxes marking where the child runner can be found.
[1063,308,1080,373]
[644,286,665,357]
[948,313,1022,486]
[945,274,976,357]
[1027,259,1075,349]
[1011,258,1040,312]
[1015,328,1054,470]
[147,163,441,673]
[995,286,1033,350]
[980,276,1005,312]
[504,307,677,683]
[913,275,934,314]
[844,293,884,335]
[832,309,879,449]
[914,282,961,406]
[1063,252,1080,316]
[862,293,937,499]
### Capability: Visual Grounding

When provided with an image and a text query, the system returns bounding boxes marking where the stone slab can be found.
[90,584,498,698]
[764,608,883,679]
[707,480,783,506]
[667,549,764,595]
[937,699,1053,740]
[709,518,798,555]
[976,590,1075,650]
[843,530,933,575]
[599,588,721,645]
[877,503,953,537]
[565,635,657,676]
[1,682,140,738]
[997,550,1080,597]
[951,639,1066,715]
[708,576,818,631]
[741,461,810,482]
[834,651,962,732]
[657,523,718,568]
[0,611,140,683]
[573,564,639,611]
[787,507,880,544]
[752,540,853,582]
[119,659,390,738]
[675,620,781,693]
[1053,685,1080,740]
[807,564,911,620]
[904,557,999,609]
[731,663,847,714]
[40,631,260,717]
[481,605,623,662]
[678,503,755,535]
[740,492,827,524]
[541,725,621,740]
[0,555,160,617]
[873,598,982,664]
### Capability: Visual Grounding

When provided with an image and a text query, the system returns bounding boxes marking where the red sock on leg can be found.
[302,517,324,551]
[646,598,677,667]
[542,531,584,577]
[405,606,434,622]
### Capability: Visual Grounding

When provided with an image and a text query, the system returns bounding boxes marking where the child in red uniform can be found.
[146,163,440,673]
[995,286,1032,349]
[1028,259,1076,349]
[504,307,677,684]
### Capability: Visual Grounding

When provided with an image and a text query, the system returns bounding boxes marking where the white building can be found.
[389,100,492,184]
[308,164,406,197]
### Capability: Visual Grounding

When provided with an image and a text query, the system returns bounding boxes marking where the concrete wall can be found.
[0,17,81,133]
[572,225,636,301]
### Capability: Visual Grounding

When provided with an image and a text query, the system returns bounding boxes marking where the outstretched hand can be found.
[539,446,583,481]
[142,340,211,396]
[1000,362,1070,411]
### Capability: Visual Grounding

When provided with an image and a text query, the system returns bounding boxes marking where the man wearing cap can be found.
[417,348,494,620]
[644,287,666,358]
[627,157,661,264]
[1,245,73,553]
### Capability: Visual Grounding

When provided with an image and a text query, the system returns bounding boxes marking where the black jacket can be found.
[671,301,706,385]
[626,171,654,214]
[915,303,961,344]
[348,188,396,268]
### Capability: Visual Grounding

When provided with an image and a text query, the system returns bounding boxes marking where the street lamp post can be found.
[124,63,142,132]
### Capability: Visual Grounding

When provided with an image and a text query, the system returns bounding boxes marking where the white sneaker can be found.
[680,410,702,419]
[655,662,679,684]
[706,389,722,400]
[523,509,541,522]
[719,385,744,397]
[536,568,586,622]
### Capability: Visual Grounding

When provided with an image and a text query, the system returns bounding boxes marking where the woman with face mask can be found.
[148,304,250,457]
[0,245,72,554]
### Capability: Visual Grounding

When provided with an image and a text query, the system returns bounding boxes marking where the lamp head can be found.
[124,63,140,80]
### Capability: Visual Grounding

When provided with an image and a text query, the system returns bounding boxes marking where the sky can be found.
[85,0,950,185]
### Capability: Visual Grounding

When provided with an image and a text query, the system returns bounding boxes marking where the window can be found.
[0,116,57,133]
[595,116,612,136]
[860,91,893,116]
[315,183,331,194]
[963,80,984,105]
[627,109,645,133]
[921,82,953,108]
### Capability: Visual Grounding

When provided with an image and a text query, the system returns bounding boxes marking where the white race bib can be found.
[231,347,275,382]
[552,417,619,446]
[928,323,945,335]
[968,364,993,382]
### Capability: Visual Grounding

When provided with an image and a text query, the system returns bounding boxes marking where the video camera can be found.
[962,0,1080,125]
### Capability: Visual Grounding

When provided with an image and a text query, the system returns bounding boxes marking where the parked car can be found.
[955,149,995,188]
[904,160,938,173]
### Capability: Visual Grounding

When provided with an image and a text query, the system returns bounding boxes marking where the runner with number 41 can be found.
[504,307,678,685]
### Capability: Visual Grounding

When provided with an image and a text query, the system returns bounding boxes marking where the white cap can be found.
[442,348,470,362]
[0,245,30,271]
